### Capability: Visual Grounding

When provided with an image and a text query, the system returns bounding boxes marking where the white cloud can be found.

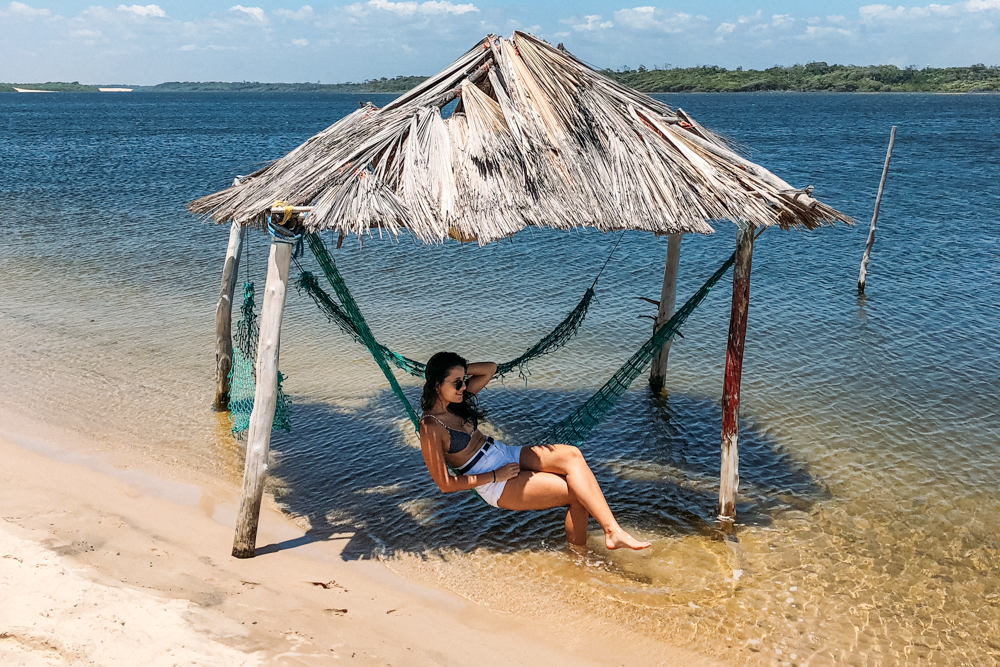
[613,6,653,29]
[291,37,308,46]
[179,43,196,50]
[4,1,51,18]
[613,6,704,33]
[117,4,165,18]
[738,10,762,23]
[804,25,852,38]
[772,13,793,26]
[859,3,954,22]
[274,5,313,20]
[715,22,735,34]
[365,0,478,16]
[70,27,103,44]
[230,5,266,22]
[574,14,613,31]
[965,0,1000,9]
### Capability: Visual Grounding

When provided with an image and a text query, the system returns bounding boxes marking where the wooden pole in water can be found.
[214,222,247,411]
[232,240,292,558]
[718,223,755,522]
[858,125,897,296]
[649,233,683,392]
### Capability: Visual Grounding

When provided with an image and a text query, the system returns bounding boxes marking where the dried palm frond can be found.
[189,32,851,244]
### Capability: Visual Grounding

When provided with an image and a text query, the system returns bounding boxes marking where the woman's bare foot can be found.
[605,528,651,551]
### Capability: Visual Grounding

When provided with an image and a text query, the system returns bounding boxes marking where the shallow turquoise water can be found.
[1,91,998,664]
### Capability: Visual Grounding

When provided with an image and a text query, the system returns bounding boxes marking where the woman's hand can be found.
[493,462,520,483]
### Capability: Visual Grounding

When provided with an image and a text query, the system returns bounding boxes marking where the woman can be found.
[419,351,650,551]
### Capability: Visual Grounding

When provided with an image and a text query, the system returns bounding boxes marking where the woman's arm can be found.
[419,418,516,492]
[464,361,497,396]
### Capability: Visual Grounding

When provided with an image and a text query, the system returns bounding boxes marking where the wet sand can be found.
[0,408,732,667]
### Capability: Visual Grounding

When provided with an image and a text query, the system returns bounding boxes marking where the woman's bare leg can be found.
[565,499,589,547]
[497,471,586,546]
[520,445,650,550]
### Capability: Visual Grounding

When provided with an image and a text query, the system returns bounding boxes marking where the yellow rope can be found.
[272,200,294,225]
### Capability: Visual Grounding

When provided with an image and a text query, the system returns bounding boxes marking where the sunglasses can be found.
[450,377,468,390]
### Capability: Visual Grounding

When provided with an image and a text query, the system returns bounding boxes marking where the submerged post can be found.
[215,222,247,411]
[649,233,683,392]
[858,125,896,295]
[232,240,292,558]
[718,223,755,522]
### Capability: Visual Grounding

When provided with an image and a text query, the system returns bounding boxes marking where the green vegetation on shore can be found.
[603,63,1000,92]
[131,76,428,93]
[0,76,426,94]
[3,64,999,94]
[0,81,102,92]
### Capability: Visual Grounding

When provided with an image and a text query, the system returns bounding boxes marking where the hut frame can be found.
[195,32,851,558]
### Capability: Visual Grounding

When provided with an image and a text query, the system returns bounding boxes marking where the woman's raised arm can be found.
[464,361,496,395]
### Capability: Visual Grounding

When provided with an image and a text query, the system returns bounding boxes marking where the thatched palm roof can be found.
[190,32,851,244]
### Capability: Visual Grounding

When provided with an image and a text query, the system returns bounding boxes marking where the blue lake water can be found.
[1,91,998,665]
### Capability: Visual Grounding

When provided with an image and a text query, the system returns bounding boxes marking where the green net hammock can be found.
[537,250,736,446]
[228,281,292,437]
[297,232,735,445]
[303,233,421,429]
[298,233,595,382]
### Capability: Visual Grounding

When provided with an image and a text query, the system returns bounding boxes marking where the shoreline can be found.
[0,406,730,667]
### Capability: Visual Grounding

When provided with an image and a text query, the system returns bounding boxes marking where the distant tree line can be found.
[603,63,1000,93]
[127,76,429,93]
[0,81,101,92]
[4,65,999,94]
[0,76,427,93]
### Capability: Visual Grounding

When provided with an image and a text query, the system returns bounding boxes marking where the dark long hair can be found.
[421,351,487,428]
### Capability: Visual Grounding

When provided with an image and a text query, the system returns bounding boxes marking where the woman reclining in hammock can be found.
[419,351,650,551]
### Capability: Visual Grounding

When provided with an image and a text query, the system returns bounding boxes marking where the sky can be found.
[1,0,999,84]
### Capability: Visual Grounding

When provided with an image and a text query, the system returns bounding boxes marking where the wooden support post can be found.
[232,241,292,559]
[649,233,683,392]
[214,222,247,411]
[858,125,897,295]
[718,224,755,522]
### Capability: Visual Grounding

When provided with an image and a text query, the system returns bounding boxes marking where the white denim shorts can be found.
[459,439,523,508]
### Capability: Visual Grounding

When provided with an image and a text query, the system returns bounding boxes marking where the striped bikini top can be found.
[422,414,474,454]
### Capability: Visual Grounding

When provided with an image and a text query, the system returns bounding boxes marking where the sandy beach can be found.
[0,407,729,667]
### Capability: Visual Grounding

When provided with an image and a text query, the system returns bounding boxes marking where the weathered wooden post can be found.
[214,221,247,410]
[858,125,896,295]
[718,223,755,522]
[649,233,683,392]
[232,238,292,558]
